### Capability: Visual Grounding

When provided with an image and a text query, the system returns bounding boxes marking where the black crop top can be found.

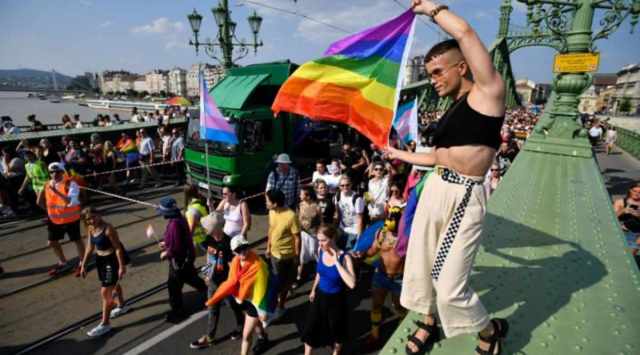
[432,93,504,150]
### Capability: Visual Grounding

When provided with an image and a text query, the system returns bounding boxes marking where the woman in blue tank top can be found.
[301,224,356,355]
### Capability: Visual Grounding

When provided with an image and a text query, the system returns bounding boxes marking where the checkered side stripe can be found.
[430,169,480,281]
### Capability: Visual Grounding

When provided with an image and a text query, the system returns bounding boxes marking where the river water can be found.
[0,91,130,126]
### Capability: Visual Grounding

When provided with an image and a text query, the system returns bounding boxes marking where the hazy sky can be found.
[1,0,638,84]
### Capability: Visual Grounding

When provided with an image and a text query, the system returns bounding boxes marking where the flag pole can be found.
[200,65,213,208]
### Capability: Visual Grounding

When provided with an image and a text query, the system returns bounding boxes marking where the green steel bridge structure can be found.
[385,1,640,354]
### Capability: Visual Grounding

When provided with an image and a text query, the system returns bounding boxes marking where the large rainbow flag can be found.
[199,72,238,144]
[272,10,416,148]
[205,251,277,318]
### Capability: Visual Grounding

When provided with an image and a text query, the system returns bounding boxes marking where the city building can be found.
[99,70,137,94]
[515,79,536,105]
[578,73,617,114]
[168,68,187,97]
[404,55,426,86]
[611,63,640,115]
[145,69,169,95]
[133,75,148,94]
[186,63,225,97]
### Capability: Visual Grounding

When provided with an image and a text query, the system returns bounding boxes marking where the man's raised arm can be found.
[411,0,505,100]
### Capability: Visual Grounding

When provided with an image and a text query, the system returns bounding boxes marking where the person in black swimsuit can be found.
[386,1,509,354]
[80,207,130,337]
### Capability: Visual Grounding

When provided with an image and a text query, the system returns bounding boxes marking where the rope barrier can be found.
[79,186,159,208]
[77,159,184,178]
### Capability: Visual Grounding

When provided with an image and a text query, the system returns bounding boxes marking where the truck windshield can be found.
[186,116,239,156]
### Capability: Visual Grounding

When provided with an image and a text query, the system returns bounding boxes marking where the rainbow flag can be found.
[199,72,238,144]
[272,10,416,148]
[393,98,418,147]
[205,251,277,318]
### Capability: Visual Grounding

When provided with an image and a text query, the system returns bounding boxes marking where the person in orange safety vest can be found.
[37,162,86,276]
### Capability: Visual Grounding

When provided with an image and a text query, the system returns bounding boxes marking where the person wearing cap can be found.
[37,162,85,276]
[189,212,244,350]
[205,235,271,355]
[265,153,300,209]
[18,149,48,214]
[157,196,207,322]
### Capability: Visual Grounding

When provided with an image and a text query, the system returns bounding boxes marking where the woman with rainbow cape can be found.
[204,235,277,355]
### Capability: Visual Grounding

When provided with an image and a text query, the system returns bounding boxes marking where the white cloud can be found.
[131,18,184,34]
[99,21,112,28]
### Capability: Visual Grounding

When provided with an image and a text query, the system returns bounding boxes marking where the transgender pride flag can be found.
[199,73,238,144]
[392,98,418,146]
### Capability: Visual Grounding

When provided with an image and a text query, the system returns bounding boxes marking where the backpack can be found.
[334,191,369,227]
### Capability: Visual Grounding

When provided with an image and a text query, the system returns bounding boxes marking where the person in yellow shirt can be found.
[265,189,301,322]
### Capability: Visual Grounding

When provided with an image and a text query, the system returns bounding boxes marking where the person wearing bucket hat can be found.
[190,212,244,350]
[265,153,300,209]
[158,196,207,322]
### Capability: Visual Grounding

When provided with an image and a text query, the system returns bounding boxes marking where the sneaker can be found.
[110,305,131,319]
[230,328,242,340]
[165,310,187,323]
[252,335,269,354]
[87,323,112,337]
[189,335,213,349]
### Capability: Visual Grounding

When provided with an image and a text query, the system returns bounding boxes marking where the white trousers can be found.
[400,169,490,338]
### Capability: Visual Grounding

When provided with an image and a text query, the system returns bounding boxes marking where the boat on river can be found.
[85,99,170,112]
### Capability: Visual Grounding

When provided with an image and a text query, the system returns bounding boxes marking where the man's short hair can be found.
[424,39,461,64]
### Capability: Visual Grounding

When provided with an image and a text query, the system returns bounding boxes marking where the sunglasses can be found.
[340,184,351,187]
[374,167,384,171]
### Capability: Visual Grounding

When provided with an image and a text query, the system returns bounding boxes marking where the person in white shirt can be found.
[605,126,617,155]
[137,129,160,188]
[335,175,365,250]
[324,159,343,194]
[588,122,603,146]
[311,160,330,184]
[366,161,390,222]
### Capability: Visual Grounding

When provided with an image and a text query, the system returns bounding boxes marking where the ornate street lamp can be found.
[187,1,264,69]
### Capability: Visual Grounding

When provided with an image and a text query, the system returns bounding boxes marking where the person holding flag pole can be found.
[384,1,509,354]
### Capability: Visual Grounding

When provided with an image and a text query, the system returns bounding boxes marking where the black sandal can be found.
[475,318,509,355]
[405,319,441,355]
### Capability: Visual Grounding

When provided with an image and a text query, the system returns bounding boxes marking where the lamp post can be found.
[187,1,263,69]
[518,0,640,157]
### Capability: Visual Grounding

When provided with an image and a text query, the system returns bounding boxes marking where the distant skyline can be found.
[1,0,639,84]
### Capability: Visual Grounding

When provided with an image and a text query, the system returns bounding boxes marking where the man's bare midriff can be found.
[434,145,496,177]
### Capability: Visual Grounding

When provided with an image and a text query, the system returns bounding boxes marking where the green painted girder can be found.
[381,149,640,354]
[615,126,640,161]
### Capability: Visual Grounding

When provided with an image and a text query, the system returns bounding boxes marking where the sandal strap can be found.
[407,335,425,347]
[475,344,496,355]
[413,320,437,333]
[478,319,508,342]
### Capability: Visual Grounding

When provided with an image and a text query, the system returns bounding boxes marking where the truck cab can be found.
[184,60,330,198]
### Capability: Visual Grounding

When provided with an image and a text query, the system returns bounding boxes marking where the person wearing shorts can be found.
[38,162,85,276]
[80,207,130,337]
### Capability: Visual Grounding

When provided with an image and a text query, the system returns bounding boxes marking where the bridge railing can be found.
[614,126,640,160]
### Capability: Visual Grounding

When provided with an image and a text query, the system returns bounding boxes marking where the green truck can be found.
[184,60,335,199]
